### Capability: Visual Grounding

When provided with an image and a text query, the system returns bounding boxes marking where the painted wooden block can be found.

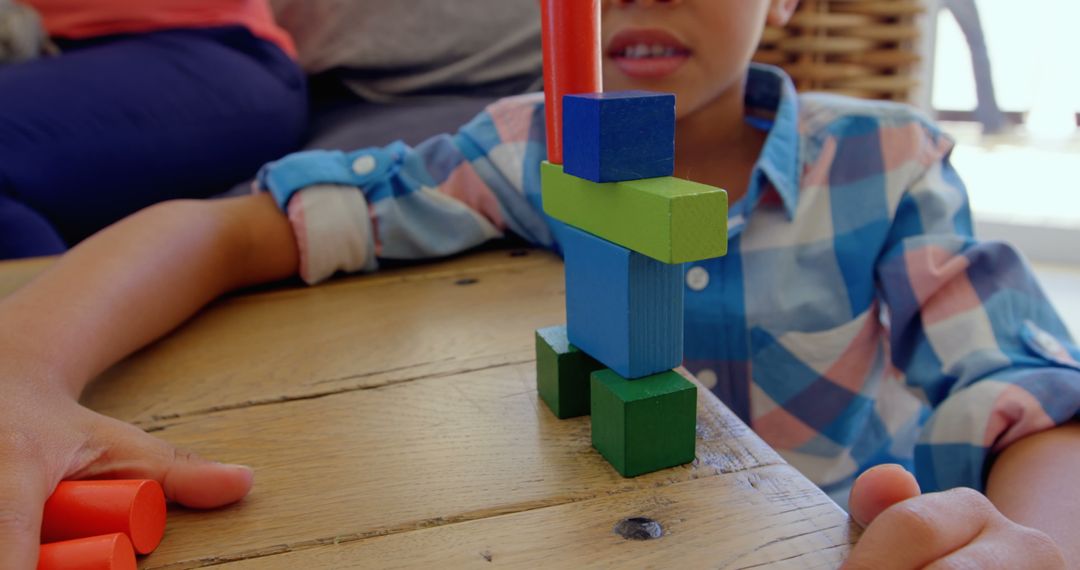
[591,368,697,477]
[563,225,683,379]
[540,0,602,165]
[563,91,675,183]
[536,325,606,419]
[542,161,728,264]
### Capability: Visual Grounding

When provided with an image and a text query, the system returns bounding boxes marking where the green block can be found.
[536,325,605,419]
[541,161,728,264]
[590,369,697,477]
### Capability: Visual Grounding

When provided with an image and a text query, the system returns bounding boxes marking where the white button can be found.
[696,368,718,389]
[352,155,377,176]
[686,266,709,291]
[1037,330,1063,354]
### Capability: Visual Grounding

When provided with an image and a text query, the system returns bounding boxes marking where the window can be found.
[922,0,1080,263]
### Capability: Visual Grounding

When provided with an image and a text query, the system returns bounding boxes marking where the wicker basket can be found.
[755,0,924,101]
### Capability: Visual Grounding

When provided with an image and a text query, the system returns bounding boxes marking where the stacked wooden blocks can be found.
[534,82,729,477]
[536,0,727,478]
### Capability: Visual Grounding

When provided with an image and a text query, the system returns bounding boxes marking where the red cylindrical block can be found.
[41,480,167,555]
[37,533,137,570]
[541,0,603,165]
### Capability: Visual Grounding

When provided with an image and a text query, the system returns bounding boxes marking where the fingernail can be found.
[217,462,254,477]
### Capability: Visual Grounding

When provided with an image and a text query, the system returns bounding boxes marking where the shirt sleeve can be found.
[254,93,554,284]
[875,122,1080,493]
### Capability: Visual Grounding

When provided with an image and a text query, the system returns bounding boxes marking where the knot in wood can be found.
[613,517,663,541]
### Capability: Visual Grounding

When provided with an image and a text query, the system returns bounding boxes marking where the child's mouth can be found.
[607,28,690,80]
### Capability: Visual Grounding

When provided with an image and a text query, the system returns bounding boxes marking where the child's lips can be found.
[607,28,690,80]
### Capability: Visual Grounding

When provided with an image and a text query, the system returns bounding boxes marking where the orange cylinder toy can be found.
[540,0,603,164]
[41,480,166,555]
[37,533,137,570]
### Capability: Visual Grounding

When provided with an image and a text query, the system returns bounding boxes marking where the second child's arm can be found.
[1,193,298,395]
[0,193,296,569]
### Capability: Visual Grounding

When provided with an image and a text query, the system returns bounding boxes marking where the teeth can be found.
[620,43,678,59]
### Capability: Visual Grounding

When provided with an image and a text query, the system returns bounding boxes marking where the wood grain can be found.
[219,464,856,569]
[81,250,565,426]
[135,363,803,569]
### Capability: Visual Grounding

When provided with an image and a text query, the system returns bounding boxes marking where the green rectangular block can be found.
[590,369,697,477]
[536,325,605,419]
[541,161,728,264]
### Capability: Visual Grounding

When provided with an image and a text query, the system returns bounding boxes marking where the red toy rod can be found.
[540,0,602,165]
[38,533,137,570]
[41,480,167,555]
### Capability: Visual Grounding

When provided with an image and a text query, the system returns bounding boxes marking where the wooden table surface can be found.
[2,250,857,569]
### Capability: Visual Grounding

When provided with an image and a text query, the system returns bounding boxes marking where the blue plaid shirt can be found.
[258,65,1080,506]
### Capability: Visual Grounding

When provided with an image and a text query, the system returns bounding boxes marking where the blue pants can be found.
[0,26,307,258]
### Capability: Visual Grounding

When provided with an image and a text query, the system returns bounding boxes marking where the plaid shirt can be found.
[258,65,1080,506]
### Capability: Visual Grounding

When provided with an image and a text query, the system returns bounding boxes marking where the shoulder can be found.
[799,93,938,134]
[797,93,955,173]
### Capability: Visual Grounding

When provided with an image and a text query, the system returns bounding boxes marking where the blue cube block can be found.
[562,91,675,183]
[563,225,684,379]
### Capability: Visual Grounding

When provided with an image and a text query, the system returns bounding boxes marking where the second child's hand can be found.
[0,193,300,569]
[0,378,254,569]
[841,464,1064,569]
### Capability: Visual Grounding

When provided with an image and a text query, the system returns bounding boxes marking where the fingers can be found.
[0,449,50,569]
[923,523,1066,570]
[76,417,254,509]
[843,487,996,570]
[848,464,921,527]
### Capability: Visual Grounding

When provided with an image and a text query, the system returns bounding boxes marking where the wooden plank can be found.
[218,464,856,569]
[79,250,565,425]
[541,162,728,264]
[134,363,787,568]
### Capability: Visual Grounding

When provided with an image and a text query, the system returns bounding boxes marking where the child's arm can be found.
[986,423,1080,566]
[255,93,557,285]
[0,193,297,569]
[854,119,1080,567]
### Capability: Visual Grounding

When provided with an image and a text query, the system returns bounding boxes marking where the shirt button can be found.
[696,368,718,389]
[352,155,377,176]
[1036,330,1065,355]
[686,266,709,291]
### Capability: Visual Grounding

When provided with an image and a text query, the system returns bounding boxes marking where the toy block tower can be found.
[535,0,728,477]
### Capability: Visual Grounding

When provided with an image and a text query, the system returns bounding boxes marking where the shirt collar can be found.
[741,63,801,221]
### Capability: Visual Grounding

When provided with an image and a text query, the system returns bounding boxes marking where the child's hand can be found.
[842,464,1065,569]
[0,382,254,569]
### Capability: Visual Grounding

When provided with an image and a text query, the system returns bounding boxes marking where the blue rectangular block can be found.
[562,91,675,183]
[563,225,684,379]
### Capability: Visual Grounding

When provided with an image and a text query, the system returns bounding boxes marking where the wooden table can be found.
[2,250,857,569]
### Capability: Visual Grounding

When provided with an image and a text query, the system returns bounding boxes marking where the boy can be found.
[0,0,1075,567]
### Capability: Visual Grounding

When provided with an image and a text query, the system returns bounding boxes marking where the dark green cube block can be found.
[590,369,697,477]
[536,325,605,419]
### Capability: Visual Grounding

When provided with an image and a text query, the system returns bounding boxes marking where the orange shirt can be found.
[25,0,296,58]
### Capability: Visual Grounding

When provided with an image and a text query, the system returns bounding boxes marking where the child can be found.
[0,0,1075,567]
